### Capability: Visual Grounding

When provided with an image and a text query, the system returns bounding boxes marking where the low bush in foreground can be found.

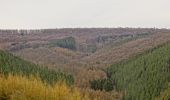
[0,75,89,100]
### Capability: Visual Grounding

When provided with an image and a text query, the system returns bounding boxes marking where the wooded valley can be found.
[0,28,170,100]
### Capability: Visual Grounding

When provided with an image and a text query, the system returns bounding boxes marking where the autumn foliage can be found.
[0,74,90,100]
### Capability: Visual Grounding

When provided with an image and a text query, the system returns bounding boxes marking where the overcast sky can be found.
[0,0,170,29]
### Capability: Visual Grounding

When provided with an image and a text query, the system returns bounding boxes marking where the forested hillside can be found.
[0,50,74,85]
[104,43,170,100]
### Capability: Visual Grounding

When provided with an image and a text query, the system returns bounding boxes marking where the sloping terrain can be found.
[0,51,95,100]
[105,43,170,100]
[0,50,74,85]
[1,29,170,88]
[0,50,122,100]
[83,32,170,68]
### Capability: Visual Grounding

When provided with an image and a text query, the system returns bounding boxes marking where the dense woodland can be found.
[103,43,170,99]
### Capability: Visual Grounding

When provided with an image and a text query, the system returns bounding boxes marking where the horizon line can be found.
[0,26,169,30]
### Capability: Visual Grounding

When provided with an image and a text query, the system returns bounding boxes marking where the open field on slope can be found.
[82,32,170,68]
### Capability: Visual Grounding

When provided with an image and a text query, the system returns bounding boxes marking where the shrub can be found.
[0,74,89,100]
[90,79,114,92]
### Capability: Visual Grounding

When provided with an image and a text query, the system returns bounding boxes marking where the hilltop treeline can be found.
[0,28,169,35]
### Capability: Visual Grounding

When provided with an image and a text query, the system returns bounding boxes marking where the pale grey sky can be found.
[0,0,170,29]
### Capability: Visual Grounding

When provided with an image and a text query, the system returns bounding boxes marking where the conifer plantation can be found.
[105,43,170,100]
